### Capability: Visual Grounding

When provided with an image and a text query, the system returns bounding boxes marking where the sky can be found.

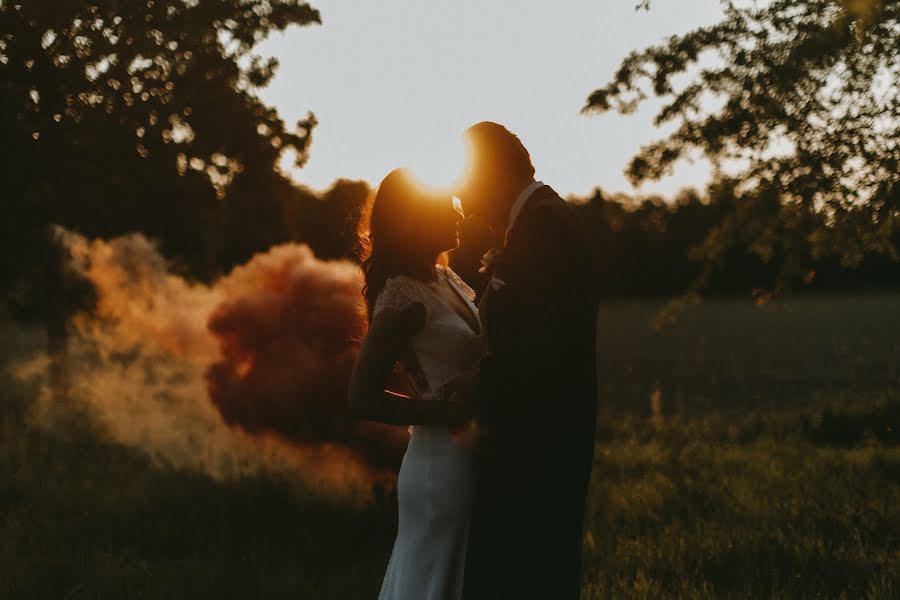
[255,0,725,198]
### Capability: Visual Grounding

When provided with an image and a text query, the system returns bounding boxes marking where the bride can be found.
[348,168,481,600]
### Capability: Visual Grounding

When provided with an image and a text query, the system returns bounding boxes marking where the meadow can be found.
[2,295,898,599]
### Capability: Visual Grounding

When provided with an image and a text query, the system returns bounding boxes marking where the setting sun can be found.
[404,132,467,193]
[256,1,723,197]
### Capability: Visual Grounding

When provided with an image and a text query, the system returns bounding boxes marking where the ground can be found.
[2,295,898,599]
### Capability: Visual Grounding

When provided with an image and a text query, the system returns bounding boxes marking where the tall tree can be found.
[585,0,899,295]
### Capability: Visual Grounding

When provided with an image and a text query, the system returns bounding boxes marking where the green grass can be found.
[2,296,899,599]
[596,294,900,416]
[582,392,899,599]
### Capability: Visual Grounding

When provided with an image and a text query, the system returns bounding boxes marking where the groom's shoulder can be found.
[515,185,599,284]
[530,184,565,208]
[518,186,577,235]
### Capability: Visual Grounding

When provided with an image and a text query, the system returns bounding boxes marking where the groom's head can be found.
[457,122,535,229]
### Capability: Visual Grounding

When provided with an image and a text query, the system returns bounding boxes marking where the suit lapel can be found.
[478,275,493,324]
[477,186,551,329]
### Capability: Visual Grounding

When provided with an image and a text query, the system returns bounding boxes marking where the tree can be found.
[1,0,321,399]
[585,0,899,295]
[1,0,321,304]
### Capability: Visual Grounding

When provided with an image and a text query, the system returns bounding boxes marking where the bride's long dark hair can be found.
[358,168,449,318]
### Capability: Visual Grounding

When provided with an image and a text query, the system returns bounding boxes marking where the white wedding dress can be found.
[374,265,481,600]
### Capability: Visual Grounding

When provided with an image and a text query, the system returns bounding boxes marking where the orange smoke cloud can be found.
[205,243,405,471]
[12,228,406,490]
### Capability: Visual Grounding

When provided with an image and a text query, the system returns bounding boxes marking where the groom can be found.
[454,122,600,599]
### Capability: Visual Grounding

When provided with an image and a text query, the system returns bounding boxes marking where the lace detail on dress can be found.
[372,275,429,318]
[437,266,476,302]
[373,276,432,396]
[370,269,479,399]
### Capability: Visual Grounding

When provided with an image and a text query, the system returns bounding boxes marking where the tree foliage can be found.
[585,0,899,293]
[1,0,321,326]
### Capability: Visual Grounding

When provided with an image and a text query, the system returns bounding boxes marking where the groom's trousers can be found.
[462,370,596,599]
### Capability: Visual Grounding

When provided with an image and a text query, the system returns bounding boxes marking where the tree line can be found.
[2,0,896,351]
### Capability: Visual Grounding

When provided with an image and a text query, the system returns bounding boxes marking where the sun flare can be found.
[405,133,467,194]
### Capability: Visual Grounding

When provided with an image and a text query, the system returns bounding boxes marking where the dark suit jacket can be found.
[463,185,599,599]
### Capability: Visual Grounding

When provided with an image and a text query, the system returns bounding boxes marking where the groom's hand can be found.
[450,369,487,421]
[445,370,488,450]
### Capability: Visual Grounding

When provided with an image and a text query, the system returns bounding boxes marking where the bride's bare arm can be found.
[348,302,468,427]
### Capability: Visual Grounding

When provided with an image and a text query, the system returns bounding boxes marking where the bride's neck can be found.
[401,252,439,282]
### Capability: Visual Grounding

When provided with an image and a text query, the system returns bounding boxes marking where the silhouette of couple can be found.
[349,122,599,599]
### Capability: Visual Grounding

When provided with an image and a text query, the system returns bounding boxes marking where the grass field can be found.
[2,295,898,599]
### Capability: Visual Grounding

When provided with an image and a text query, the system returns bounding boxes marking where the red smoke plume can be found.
[13,230,406,489]
[205,243,406,471]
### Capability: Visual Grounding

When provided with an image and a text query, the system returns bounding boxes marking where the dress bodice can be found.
[372,266,482,396]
